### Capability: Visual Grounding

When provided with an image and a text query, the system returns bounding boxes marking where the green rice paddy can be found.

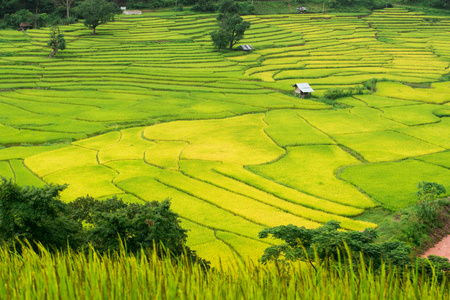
[0,8,449,265]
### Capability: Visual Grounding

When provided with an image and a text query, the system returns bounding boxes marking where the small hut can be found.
[123,10,142,15]
[297,7,307,13]
[237,45,254,51]
[18,23,32,31]
[293,83,314,98]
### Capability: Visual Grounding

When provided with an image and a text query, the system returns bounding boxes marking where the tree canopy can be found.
[259,221,411,271]
[210,0,250,51]
[75,0,121,35]
[0,178,82,252]
[0,178,209,268]
[47,26,66,58]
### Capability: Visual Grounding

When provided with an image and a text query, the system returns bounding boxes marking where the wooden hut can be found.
[18,23,32,31]
[293,83,314,98]
[123,10,142,15]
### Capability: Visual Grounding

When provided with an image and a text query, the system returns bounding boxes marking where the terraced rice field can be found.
[0,8,449,265]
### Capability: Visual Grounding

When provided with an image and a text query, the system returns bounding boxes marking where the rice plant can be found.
[0,242,448,299]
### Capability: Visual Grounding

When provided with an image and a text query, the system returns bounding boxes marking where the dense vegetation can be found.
[0,7,449,265]
[0,178,208,267]
[0,242,448,299]
[0,1,449,297]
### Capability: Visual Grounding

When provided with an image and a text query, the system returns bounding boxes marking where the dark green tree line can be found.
[0,178,208,267]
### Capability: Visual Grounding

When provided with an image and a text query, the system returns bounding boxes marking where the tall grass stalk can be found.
[0,243,448,299]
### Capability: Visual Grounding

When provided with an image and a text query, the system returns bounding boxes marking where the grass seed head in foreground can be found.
[0,243,448,299]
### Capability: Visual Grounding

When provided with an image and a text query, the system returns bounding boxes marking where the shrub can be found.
[2,9,34,29]
[192,0,217,12]
[0,178,83,252]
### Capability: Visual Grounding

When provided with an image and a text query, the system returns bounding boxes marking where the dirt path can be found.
[422,235,450,259]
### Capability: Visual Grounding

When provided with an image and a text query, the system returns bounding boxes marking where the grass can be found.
[0,243,448,299]
[339,159,450,210]
[334,130,444,162]
[249,145,375,209]
[263,109,335,147]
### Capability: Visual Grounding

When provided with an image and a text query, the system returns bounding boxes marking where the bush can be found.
[259,220,412,272]
[238,2,255,15]
[69,196,189,255]
[0,179,209,268]
[0,178,83,252]
[2,9,34,29]
[192,0,217,12]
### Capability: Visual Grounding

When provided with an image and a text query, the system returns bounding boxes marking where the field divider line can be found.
[335,165,383,207]
[180,166,364,227]
[213,231,244,262]
[295,112,368,164]
[179,215,273,246]
[154,176,268,228]
[412,156,450,171]
[261,113,288,157]
[177,167,319,219]
[7,160,16,183]
[391,128,447,150]
[0,93,102,109]
[212,167,364,217]
[110,173,270,243]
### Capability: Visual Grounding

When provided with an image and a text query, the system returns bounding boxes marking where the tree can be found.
[222,14,250,50]
[75,0,121,35]
[210,28,230,52]
[210,0,250,51]
[0,0,19,18]
[50,0,75,18]
[191,0,216,12]
[69,196,208,264]
[414,181,446,227]
[259,221,411,271]
[47,26,66,58]
[0,178,83,252]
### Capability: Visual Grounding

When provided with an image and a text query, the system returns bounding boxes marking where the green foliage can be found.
[2,9,34,28]
[47,26,66,58]
[0,178,208,267]
[415,181,446,227]
[0,177,83,252]
[191,0,217,12]
[416,181,446,202]
[364,182,448,253]
[259,220,412,271]
[75,0,121,34]
[211,0,250,51]
[69,196,190,256]
[416,255,450,283]
[211,28,230,51]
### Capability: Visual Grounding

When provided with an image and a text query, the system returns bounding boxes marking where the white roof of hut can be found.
[293,83,314,93]
[123,10,142,15]
[238,45,254,51]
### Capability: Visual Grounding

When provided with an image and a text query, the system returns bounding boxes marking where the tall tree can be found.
[50,0,75,18]
[0,178,83,252]
[47,26,66,58]
[75,0,121,35]
[210,0,250,51]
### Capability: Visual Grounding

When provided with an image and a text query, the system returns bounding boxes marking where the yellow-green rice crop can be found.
[249,145,375,209]
[0,8,450,263]
[0,243,448,299]
[334,130,444,162]
[340,159,450,210]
